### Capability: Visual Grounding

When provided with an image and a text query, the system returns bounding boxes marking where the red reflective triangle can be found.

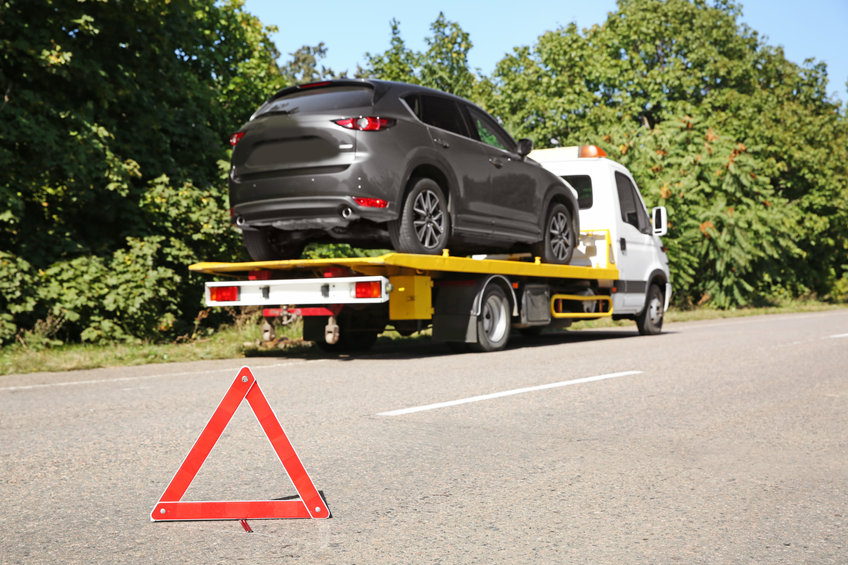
[151,367,329,521]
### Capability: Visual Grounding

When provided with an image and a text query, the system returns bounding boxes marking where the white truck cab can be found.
[531,145,672,334]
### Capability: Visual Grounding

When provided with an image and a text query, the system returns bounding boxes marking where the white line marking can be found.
[377,370,643,416]
[828,333,848,339]
[0,360,325,392]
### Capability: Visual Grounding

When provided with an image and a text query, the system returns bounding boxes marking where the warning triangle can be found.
[151,366,329,521]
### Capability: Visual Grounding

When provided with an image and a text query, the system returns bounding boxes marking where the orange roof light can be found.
[578,145,607,158]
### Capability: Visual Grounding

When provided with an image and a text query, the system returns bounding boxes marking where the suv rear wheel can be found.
[389,178,450,255]
[532,202,575,265]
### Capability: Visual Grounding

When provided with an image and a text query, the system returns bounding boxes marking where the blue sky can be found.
[242,0,848,102]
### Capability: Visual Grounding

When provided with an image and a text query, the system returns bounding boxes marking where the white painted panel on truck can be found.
[612,170,656,312]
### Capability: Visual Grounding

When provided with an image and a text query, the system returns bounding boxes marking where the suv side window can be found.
[415,95,469,137]
[615,172,652,234]
[466,106,514,152]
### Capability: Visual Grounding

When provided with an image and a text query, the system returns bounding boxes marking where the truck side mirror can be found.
[517,138,533,158]
[652,206,668,236]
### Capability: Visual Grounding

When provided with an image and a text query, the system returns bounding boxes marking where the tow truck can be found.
[190,146,672,352]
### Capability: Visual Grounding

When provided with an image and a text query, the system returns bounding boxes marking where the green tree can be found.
[360,19,420,82]
[280,42,338,84]
[360,13,476,97]
[480,0,848,307]
[0,0,281,343]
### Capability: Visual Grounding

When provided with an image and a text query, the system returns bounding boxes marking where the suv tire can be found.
[389,178,450,255]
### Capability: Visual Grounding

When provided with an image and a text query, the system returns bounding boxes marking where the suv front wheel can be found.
[389,178,450,255]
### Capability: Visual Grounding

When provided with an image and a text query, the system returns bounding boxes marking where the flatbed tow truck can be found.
[189,146,672,353]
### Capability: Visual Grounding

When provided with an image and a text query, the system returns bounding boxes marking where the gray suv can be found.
[229,79,579,263]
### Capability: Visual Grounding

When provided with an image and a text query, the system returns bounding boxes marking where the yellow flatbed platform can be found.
[189,252,619,281]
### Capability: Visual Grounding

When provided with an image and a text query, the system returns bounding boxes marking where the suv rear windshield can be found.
[254,86,373,118]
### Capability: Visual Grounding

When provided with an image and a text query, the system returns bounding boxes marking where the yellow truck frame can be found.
[190,231,620,352]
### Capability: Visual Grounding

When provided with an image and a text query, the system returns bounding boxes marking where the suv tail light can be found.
[229,131,245,146]
[333,117,396,131]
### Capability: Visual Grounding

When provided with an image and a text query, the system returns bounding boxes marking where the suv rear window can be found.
[562,175,593,209]
[405,94,469,137]
[254,86,373,118]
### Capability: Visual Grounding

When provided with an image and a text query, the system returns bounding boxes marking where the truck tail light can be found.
[354,281,382,299]
[333,117,396,131]
[209,286,239,302]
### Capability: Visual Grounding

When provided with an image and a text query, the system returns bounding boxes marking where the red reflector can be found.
[209,286,239,302]
[323,267,351,278]
[333,117,396,131]
[353,197,389,208]
[355,281,382,299]
[229,132,245,147]
[248,270,272,281]
[300,307,336,317]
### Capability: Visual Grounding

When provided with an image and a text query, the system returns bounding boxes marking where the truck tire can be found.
[532,202,575,264]
[636,283,664,335]
[242,228,304,261]
[469,284,511,352]
[389,178,450,255]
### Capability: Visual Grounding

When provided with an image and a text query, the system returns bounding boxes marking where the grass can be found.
[2,301,845,376]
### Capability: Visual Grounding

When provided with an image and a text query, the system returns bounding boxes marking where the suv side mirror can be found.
[652,206,668,236]
[517,138,533,158]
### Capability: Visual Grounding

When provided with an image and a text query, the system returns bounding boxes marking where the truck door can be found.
[613,171,655,311]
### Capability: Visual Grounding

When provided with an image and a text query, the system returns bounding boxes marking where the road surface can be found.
[1,311,846,563]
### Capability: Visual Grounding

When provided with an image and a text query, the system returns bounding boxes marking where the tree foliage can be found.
[479,0,848,307]
[0,0,282,344]
[361,13,477,98]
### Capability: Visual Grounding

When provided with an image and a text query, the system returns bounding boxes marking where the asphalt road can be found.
[1,311,846,564]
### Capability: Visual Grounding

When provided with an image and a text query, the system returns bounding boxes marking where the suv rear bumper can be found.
[230,160,399,231]
[232,195,396,231]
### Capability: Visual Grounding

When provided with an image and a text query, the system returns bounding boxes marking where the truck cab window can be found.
[615,172,651,234]
[562,175,593,209]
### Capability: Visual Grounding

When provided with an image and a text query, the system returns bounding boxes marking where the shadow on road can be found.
[245,326,675,362]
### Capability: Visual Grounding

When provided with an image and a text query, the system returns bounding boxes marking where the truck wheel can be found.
[532,202,575,264]
[636,284,664,335]
[242,228,304,261]
[469,284,511,352]
[389,178,450,255]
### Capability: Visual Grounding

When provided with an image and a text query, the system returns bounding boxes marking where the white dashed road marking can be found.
[377,370,643,416]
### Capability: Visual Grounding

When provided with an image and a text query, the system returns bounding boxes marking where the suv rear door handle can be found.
[488,157,504,168]
[433,138,450,149]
